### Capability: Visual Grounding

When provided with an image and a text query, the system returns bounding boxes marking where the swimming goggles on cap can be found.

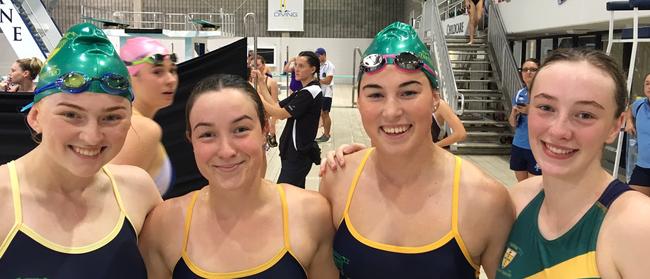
[124,53,178,66]
[21,72,132,112]
[360,52,435,77]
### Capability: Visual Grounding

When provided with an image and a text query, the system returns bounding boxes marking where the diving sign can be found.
[0,0,46,60]
[443,14,469,36]
[268,0,304,32]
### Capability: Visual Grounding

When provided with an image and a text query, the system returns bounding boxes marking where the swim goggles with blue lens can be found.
[21,72,132,112]
[360,52,436,77]
[124,53,178,66]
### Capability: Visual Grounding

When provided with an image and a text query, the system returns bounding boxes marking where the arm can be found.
[607,194,650,278]
[479,181,515,278]
[508,106,519,128]
[307,194,339,279]
[255,70,291,120]
[138,203,175,279]
[320,75,334,86]
[434,102,467,147]
[625,105,636,136]
[283,57,296,73]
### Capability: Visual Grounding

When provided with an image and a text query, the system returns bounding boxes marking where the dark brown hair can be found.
[185,74,266,138]
[530,48,627,117]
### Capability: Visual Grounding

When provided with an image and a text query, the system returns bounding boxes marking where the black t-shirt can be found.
[278,80,323,160]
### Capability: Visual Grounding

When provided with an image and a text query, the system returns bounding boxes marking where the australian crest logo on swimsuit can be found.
[501,246,518,269]
[274,0,299,17]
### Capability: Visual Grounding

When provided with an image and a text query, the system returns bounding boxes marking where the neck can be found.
[19,80,35,92]
[300,77,315,87]
[205,177,274,218]
[18,147,100,194]
[372,143,439,188]
[540,163,613,219]
[132,101,158,118]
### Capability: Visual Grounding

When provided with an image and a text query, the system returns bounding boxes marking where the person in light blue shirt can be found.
[625,72,650,196]
[508,58,542,181]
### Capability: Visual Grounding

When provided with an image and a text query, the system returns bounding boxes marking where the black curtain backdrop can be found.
[0,38,247,199]
[156,38,247,199]
[0,93,37,164]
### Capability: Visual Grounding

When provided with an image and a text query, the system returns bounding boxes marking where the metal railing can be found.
[351,47,363,107]
[438,0,466,21]
[18,0,61,53]
[487,4,523,105]
[423,0,460,112]
[81,5,236,35]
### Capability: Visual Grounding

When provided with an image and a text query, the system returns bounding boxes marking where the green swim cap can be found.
[33,23,133,104]
[363,21,438,89]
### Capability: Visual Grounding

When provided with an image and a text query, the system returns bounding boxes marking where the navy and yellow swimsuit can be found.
[172,185,308,278]
[0,161,147,278]
[333,148,479,278]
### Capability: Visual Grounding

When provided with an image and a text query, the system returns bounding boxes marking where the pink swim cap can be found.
[120,37,171,75]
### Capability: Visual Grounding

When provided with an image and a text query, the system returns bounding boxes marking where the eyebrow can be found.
[533,93,605,110]
[57,102,127,112]
[192,115,254,131]
[399,80,422,88]
[361,80,423,91]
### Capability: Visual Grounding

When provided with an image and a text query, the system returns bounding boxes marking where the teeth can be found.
[73,147,101,156]
[546,144,573,154]
[383,125,409,135]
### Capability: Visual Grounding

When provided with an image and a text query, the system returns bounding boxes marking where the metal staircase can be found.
[446,34,512,154]
[4,0,61,58]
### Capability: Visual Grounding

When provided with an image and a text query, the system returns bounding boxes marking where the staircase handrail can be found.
[428,0,460,113]
[487,3,523,104]
[438,0,466,20]
[351,47,363,107]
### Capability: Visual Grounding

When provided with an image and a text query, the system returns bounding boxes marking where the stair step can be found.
[455,79,495,83]
[463,120,510,125]
[453,69,493,74]
[467,131,513,137]
[452,142,512,155]
[451,60,490,64]
[461,94,503,98]
[458,89,501,94]
[448,50,488,55]
[463,99,503,103]
[463,109,504,113]
[447,43,488,49]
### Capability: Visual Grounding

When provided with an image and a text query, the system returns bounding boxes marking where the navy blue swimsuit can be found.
[0,161,147,278]
[333,149,478,278]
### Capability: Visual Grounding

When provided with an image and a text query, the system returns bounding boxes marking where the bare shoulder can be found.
[282,184,331,223]
[0,164,14,243]
[459,159,510,207]
[319,148,370,201]
[112,115,162,167]
[508,176,543,216]
[599,190,650,277]
[604,190,650,237]
[104,164,162,232]
[139,192,196,270]
[130,114,162,139]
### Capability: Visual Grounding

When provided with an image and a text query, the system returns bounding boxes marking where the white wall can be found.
[208,37,374,83]
[0,33,19,77]
[497,0,650,35]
